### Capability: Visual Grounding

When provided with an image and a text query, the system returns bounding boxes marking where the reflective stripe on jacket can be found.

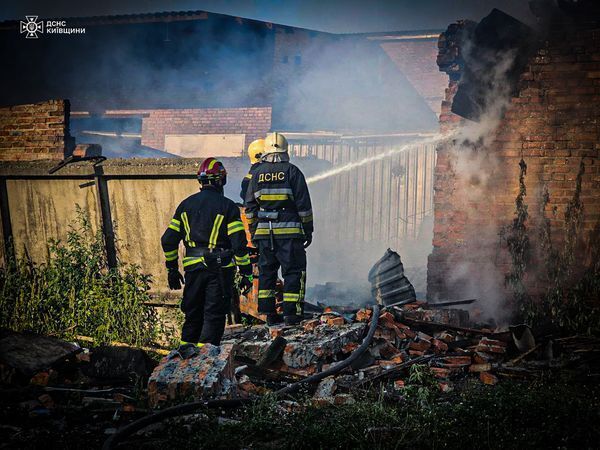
[161,186,251,273]
[244,161,314,240]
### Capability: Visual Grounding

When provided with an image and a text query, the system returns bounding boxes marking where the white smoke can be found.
[436,48,520,323]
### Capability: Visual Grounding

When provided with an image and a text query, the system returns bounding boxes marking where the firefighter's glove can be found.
[239,274,253,296]
[167,269,184,290]
[303,234,313,249]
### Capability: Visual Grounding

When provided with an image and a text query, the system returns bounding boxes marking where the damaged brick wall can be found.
[0,100,71,161]
[428,21,600,310]
[140,107,272,151]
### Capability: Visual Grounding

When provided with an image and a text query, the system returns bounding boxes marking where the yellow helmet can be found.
[263,132,288,155]
[247,139,265,164]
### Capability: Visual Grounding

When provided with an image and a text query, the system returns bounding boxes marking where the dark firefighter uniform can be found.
[161,184,252,345]
[240,162,260,202]
[245,159,314,322]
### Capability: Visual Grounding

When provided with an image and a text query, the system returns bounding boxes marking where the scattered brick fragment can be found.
[430,367,451,379]
[432,339,449,353]
[438,381,453,392]
[476,337,507,354]
[333,394,355,405]
[469,363,492,373]
[480,371,499,385]
[326,316,345,327]
[355,308,372,322]
[409,340,431,352]
[303,319,320,332]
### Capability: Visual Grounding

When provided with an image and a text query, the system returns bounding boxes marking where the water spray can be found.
[306,133,453,185]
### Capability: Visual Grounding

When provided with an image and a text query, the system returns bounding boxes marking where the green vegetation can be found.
[0,206,163,346]
[160,374,600,449]
[505,158,600,335]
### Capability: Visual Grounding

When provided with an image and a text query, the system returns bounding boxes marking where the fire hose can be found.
[102,304,380,450]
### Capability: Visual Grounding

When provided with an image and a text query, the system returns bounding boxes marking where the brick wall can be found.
[380,39,448,115]
[0,100,71,161]
[428,22,600,312]
[141,107,272,152]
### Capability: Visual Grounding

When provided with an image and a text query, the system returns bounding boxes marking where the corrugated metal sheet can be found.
[289,138,435,248]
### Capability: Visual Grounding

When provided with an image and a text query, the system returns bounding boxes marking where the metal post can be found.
[93,165,118,269]
[0,178,14,262]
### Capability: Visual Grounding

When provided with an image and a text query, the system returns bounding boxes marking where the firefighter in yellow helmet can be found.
[240,138,265,201]
[244,132,314,326]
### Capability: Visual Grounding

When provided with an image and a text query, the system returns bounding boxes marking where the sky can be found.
[0,0,536,33]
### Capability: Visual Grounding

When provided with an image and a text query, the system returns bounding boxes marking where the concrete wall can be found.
[7,179,100,261]
[0,157,329,291]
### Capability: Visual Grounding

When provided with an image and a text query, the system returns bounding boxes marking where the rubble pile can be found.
[1,301,599,446]
[142,300,595,406]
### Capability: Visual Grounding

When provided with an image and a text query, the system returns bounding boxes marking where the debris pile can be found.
[1,301,599,447]
[142,299,600,408]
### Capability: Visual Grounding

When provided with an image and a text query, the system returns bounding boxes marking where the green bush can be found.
[0,206,161,346]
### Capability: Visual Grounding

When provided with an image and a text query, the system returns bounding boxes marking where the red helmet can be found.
[197,157,227,186]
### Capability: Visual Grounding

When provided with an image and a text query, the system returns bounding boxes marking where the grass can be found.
[0,206,165,347]
[159,377,600,449]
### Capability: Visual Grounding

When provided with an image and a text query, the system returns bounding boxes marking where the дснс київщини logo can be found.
[20,16,44,38]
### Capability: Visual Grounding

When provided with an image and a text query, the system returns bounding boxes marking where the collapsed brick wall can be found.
[0,100,71,161]
[140,107,272,151]
[428,23,600,310]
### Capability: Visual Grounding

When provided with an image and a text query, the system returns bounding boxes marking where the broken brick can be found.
[147,343,235,408]
[377,360,400,369]
[437,355,472,369]
[37,394,54,409]
[431,339,449,354]
[314,376,337,398]
[476,338,507,354]
[473,351,494,364]
[378,311,397,328]
[30,371,51,386]
[282,323,366,368]
[408,340,431,352]
[435,331,455,343]
[479,371,499,385]
[469,363,492,373]
[270,328,284,339]
[430,367,452,379]
[355,308,372,322]
[379,342,401,359]
[438,381,453,392]
[333,394,355,405]
[238,375,260,395]
[303,319,320,332]
[403,328,417,339]
[342,342,359,354]
[326,316,345,327]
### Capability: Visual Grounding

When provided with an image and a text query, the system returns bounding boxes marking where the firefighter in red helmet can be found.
[161,157,253,347]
